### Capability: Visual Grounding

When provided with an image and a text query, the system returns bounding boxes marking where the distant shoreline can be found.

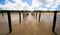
[0,10,60,13]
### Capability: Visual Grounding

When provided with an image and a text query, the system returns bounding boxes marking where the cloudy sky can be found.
[0,0,60,11]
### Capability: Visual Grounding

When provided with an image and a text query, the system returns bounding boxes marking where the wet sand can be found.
[0,13,60,35]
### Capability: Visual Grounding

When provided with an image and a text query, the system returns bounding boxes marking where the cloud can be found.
[0,0,60,11]
[0,0,31,10]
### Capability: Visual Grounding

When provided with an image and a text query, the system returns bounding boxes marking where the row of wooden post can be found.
[1,12,57,35]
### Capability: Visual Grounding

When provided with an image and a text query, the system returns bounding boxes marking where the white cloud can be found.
[0,0,60,11]
[0,0,31,10]
[32,0,40,7]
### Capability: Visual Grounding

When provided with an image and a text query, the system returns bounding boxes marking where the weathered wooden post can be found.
[52,11,57,35]
[7,12,12,33]
[31,12,35,17]
[23,13,24,20]
[19,12,21,23]
[26,13,29,16]
[34,13,35,17]
[39,12,41,23]
[2,13,4,16]
[36,12,37,20]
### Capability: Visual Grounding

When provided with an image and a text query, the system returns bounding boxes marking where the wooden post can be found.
[36,12,37,20]
[23,12,25,20]
[33,13,35,17]
[39,12,41,23]
[52,11,57,35]
[26,13,28,16]
[19,12,21,23]
[2,13,4,16]
[7,12,12,33]
[34,13,35,17]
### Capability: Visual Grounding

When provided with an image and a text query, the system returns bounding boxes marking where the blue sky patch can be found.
[22,0,32,6]
[9,0,15,3]
[56,5,60,10]
[0,0,5,5]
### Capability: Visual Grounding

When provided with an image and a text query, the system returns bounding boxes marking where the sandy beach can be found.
[0,13,60,35]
